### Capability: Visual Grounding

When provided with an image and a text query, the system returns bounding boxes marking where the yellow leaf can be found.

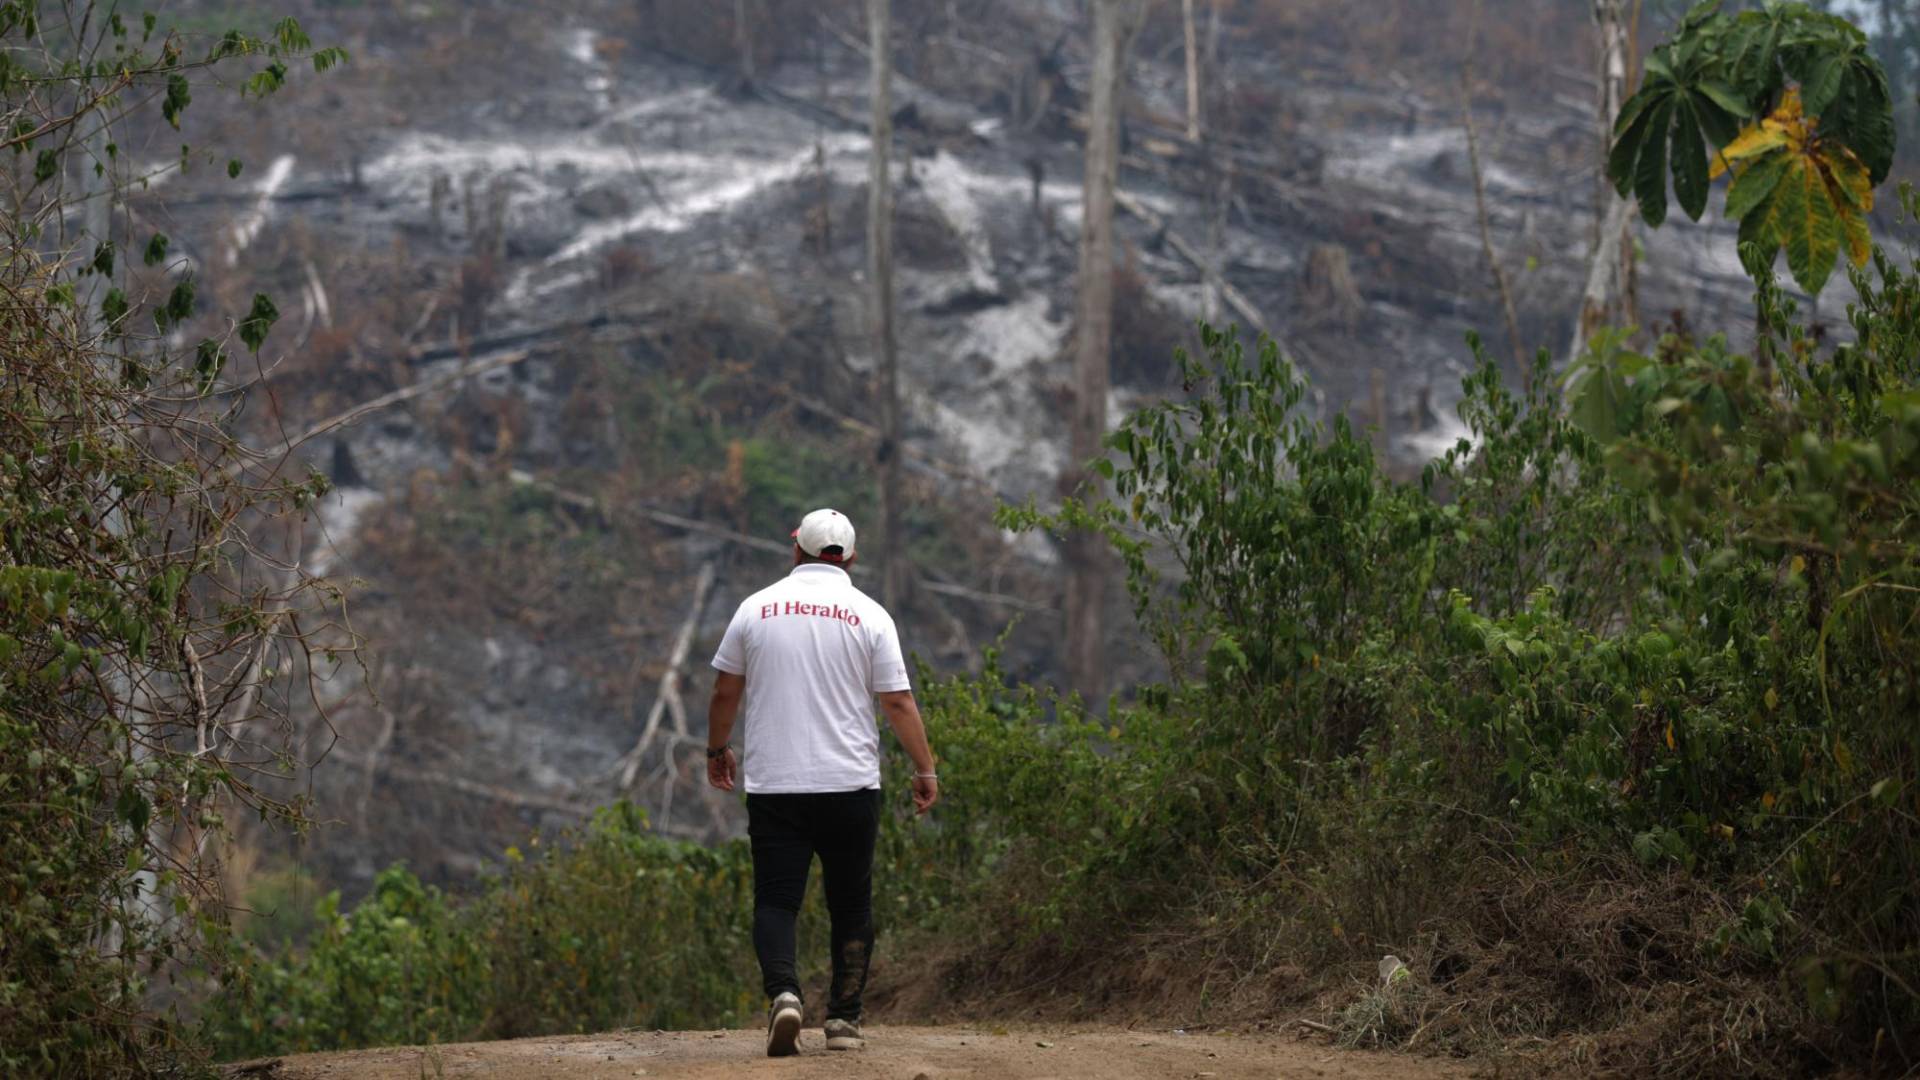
[1839,202,1872,265]
[1710,89,1805,179]
[1665,721,1676,751]
[1823,146,1874,211]
[1710,124,1789,179]
[1764,686,1778,711]
[1712,823,1735,842]
[1761,791,1776,810]
[1835,739,1854,774]
[1790,555,1806,576]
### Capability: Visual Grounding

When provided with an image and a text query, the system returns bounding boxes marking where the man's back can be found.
[711,563,909,794]
[703,508,937,1056]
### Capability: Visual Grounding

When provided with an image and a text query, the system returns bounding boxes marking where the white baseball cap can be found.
[793,508,856,562]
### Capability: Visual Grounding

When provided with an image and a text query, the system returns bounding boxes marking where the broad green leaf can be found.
[1799,54,1844,118]
[1609,89,1666,196]
[1737,184,1783,267]
[1725,149,1789,220]
[1644,49,1675,85]
[1634,99,1677,226]
[1613,82,1664,139]
[1680,0,1720,29]
[1836,64,1894,185]
[1672,102,1710,220]
[1695,79,1751,121]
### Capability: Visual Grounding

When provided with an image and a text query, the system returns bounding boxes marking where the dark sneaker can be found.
[766,992,802,1057]
[824,1017,864,1050]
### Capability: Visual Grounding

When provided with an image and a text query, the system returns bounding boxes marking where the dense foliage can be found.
[0,251,332,1075]
[983,201,1920,1070]
[211,806,773,1055]
[216,189,1920,1071]
[13,2,1919,1077]
[1,3,338,1074]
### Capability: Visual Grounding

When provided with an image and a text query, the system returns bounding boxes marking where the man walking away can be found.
[704,508,939,1057]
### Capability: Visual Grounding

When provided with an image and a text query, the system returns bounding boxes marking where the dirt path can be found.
[261,1025,1472,1079]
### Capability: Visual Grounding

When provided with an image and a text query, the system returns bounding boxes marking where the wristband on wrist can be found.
[705,745,731,760]
[915,771,938,780]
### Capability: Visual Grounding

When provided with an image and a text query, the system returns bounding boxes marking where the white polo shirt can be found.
[710,564,911,794]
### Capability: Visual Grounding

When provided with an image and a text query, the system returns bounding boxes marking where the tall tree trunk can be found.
[1205,0,1222,73]
[735,0,755,86]
[79,119,112,335]
[869,0,908,612]
[1066,0,1148,706]
[1572,0,1637,362]
[1182,0,1201,140]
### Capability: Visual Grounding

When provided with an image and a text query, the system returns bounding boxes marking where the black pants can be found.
[745,788,881,1022]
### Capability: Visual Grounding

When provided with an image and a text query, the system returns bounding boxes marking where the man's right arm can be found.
[706,603,750,792]
[878,690,938,815]
[705,671,745,791]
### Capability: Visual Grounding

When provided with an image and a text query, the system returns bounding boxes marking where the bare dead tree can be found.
[1066,0,1149,705]
[1461,79,1527,373]
[870,0,909,612]
[616,562,718,791]
[735,0,756,86]
[1457,0,1527,377]
[1183,0,1201,140]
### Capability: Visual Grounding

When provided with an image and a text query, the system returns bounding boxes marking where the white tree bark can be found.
[1572,0,1637,362]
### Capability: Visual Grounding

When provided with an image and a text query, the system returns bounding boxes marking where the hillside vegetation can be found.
[216,175,1920,1080]
[6,2,1920,1078]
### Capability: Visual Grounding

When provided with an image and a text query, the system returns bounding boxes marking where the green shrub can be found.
[209,805,837,1057]
[974,191,1920,1067]
[215,868,488,1056]
[478,805,760,1038]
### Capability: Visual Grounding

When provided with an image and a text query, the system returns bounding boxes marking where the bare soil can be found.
[255,1025,1475,1079]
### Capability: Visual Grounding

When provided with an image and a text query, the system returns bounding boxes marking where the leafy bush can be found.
[972,191,1920,1069]
[1,5,342,1073]
[211,805,818,1056]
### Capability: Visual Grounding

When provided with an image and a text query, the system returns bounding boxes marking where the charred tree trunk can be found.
[1066,0,1148,706]
[870,0,908,611]
[735,0,756,87]
[1183,0,1201,140]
